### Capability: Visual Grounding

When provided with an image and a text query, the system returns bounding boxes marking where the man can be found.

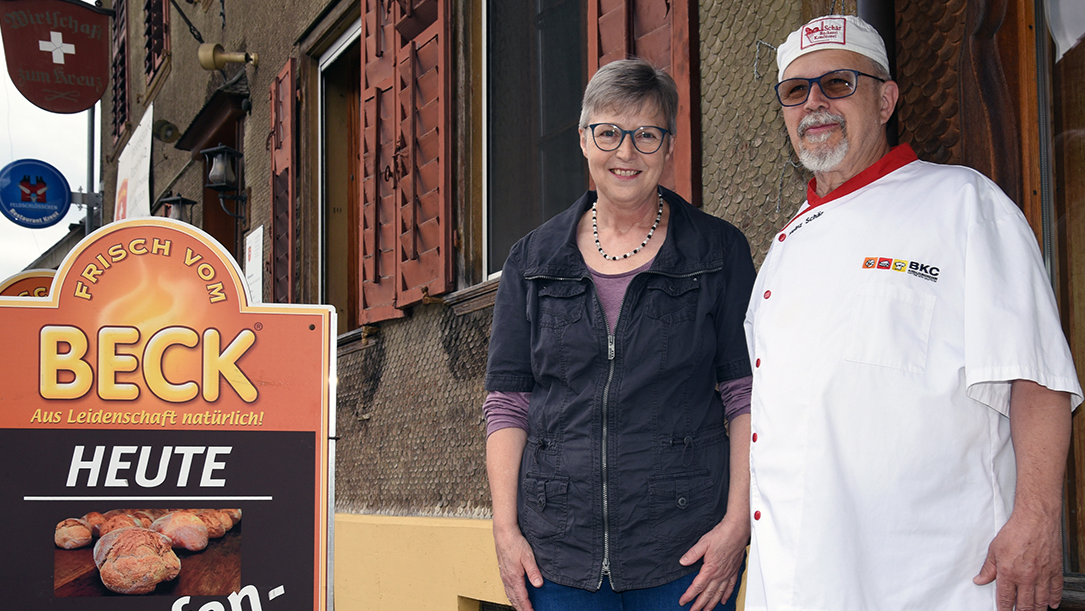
[744,14,1083,611]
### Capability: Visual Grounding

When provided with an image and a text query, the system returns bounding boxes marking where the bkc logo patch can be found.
[862,256,941,282]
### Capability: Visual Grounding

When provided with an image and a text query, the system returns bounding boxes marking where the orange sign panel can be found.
[0,268,55,297]
[0,218,334,610]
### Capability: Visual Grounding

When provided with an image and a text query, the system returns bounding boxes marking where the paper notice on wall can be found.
[113,103,154,221]
[246,226,264,303]
[1049,0,1085,63]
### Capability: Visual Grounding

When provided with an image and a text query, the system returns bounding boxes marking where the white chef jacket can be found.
[744,145,1083,611]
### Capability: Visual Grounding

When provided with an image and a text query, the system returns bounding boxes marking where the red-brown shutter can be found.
[359,0,406,323]
[111,0,129,142]
[587,0,701,205]
[359,0,451,322]
[270,59,296,304]
[143,0,168,84]
[393,0,451,307]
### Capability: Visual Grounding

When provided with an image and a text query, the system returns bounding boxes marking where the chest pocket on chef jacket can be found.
[844,284,935,374]
[644,276,700,322]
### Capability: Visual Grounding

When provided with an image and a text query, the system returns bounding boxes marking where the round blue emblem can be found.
[0,159,72,229]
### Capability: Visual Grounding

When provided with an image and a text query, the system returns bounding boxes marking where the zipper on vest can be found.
[599,332,616,587]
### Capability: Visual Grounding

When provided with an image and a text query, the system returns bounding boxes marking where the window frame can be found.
[317,19,363,326]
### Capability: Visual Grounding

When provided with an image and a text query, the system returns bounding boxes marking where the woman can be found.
[484,58,755,611]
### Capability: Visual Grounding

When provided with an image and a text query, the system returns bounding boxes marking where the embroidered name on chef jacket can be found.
[788,210,824,235]
[862,257,940,282]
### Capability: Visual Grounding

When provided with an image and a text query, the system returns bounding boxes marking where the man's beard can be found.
[797,111,848,172]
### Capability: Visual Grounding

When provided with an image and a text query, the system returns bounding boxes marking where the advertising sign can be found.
[0,268,56,296]
[0,0,113,114]
[0,158,72,228]
[0,218,335,610]
[114,104,154,221]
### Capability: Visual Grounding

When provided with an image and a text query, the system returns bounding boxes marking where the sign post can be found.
[0,218,335,610]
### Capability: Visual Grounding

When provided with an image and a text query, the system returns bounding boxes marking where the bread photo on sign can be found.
[92,527,181,595]
[54,507,242,596]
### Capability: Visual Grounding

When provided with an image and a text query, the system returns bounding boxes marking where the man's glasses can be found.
[587,123,671,154]
[775,69,887,107]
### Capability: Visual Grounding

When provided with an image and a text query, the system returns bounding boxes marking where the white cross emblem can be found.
[39,31,76,65]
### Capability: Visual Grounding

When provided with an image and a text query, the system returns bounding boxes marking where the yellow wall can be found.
[332,514,748,611]
[333,514,507,610]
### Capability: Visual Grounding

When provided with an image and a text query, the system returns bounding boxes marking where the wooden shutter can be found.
[143,0,168,84]
[359,0,451,323]
[587,0,701,205]
[270,59,296,304]
[393,0,451,307]
[359,0,406,323]
[111,0,129,142]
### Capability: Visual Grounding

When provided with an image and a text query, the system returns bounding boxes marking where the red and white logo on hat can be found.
[801,16,847,49]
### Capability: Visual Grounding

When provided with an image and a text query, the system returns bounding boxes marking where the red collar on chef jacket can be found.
[786,144,919,231]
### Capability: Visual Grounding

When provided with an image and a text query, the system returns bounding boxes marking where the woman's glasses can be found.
[587,123,671,154]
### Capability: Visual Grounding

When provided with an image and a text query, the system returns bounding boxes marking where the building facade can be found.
[92,0,1085,608]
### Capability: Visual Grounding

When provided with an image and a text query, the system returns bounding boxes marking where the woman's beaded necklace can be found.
[592,194,664,261]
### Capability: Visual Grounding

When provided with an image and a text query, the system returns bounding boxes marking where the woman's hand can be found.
[494,524,544,611]
[678,413,751,611]
[487,427,538,610]
[677,514,749,611]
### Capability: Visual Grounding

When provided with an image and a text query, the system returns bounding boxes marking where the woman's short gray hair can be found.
[579,58,679,135]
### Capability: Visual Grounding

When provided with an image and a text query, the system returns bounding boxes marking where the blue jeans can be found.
[527,564,745,611]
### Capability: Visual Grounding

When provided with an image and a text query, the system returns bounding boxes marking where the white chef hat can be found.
[776,15,890,82]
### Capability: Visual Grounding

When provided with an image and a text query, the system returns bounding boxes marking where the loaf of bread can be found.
[93,527,180,595]
[193,509,227,538]
[151,512,209,551]
[54,518,92,549]
[220,508,242,526]
[81,511,105,537]
[98,513,142,537]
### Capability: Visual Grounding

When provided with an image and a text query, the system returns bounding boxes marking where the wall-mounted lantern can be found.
[201,144,246,218]
[156,192,196,222]
[200,144,247,253]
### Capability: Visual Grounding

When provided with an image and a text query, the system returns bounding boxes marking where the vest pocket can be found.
[644,276,701,323]
[537,282,587,328]
[647,470,715,542]
[520,473,569,541]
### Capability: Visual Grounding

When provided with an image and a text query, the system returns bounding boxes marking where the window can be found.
[321,1,454,331]
[1049,0,1085,572]
[485,0,587,275]
[111,0,129,142]
[143,0,168,85]
[320,26,361,332]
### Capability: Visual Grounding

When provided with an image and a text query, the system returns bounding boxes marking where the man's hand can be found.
[973,507,1063,610]
[678,515,749,611]
[494,525,543,611]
